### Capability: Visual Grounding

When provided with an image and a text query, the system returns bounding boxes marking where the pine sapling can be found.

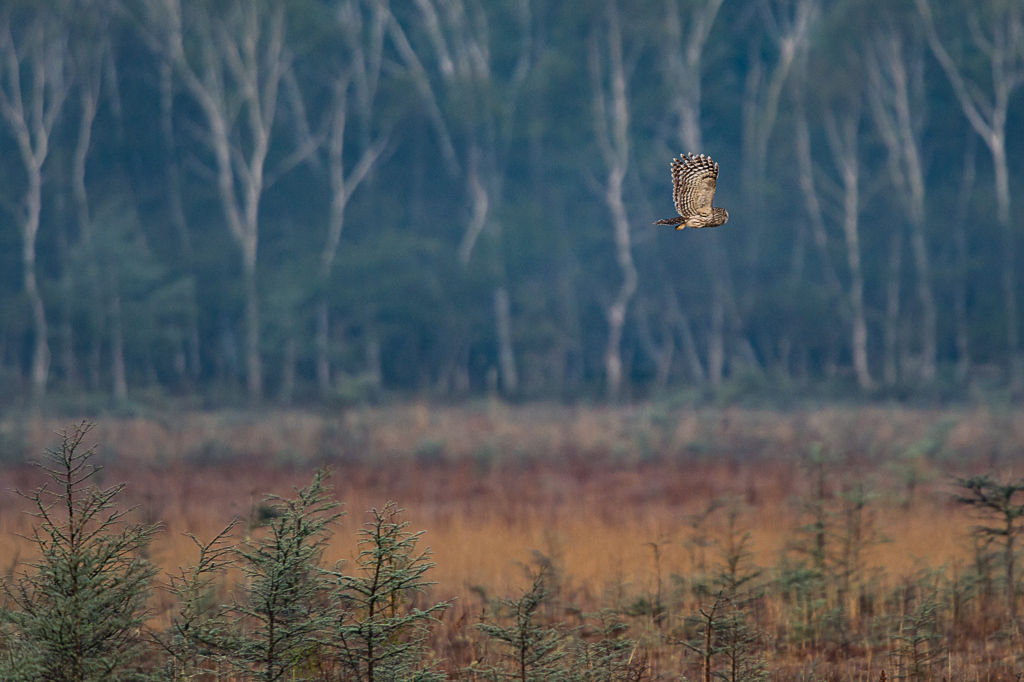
[325,501,449,682]
[222,468,341,681]
[712,500,762,598]
[0,421,158,682]
[568,609,647,682]
[155,520,237,681]
[713,597,768,682]
[954,474,1024,620]
[890,581,946,682]
[680,590,725,682]
[473,561,567,682]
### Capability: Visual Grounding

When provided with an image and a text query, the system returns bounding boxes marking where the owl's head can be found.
[712,207,729,226]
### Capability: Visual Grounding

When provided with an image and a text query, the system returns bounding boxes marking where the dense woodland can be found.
[0,0,1023,408]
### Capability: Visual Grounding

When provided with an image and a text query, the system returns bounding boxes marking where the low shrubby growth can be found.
[3,421,1024,680]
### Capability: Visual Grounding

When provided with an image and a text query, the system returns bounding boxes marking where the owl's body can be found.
[655,153,729,230]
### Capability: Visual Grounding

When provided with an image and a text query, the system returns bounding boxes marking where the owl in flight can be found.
[654,153,729,229]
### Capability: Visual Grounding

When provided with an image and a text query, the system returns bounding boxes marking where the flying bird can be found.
[654,153,729,230]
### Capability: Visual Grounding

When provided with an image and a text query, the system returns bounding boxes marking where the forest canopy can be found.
[0,0,1022,408]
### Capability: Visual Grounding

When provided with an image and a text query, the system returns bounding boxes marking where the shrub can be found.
[154,520,237,681]
[220,468,340,681]
[0,421,158,682]
[472,561,567,682]
[324,501,449,682]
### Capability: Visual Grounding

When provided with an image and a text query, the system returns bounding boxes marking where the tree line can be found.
[0,0,1022,407]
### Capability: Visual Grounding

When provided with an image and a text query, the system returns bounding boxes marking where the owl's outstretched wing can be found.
[671,153,719,219]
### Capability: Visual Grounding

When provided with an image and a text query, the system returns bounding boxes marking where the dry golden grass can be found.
[0,405,981,594]
[1,403,1020,678]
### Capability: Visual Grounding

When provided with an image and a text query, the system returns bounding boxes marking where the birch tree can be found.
[316,0,388,396]
[71,33,105,393]
[170,0,309,402]
[0,10,72,402]
[865,26,937,383]
[823,100,873,391]
[881,205,903,387]
[64,2,126,398]
[589,0,637,401]
[917,0,1024,386]
[794,17,873,391]
[383,0,533,396]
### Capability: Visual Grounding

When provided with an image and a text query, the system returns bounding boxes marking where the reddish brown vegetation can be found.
[2,403,1023,679]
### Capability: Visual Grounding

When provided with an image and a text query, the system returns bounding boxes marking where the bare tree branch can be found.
[917,0,1024,380]
[169,0,299,402]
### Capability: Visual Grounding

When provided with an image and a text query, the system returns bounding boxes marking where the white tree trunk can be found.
[825,107,873,390]
[883,232,903,386]
[173,2,306,403]
[865,31,936,382]
[0,18,70,403]
[316,301,331,394]
[24,165,49,402]
[318,62,386,396]
[279,336,296,406]
[590,0,637,402]
[242,253,262,401]
[917,0,1024,384]
[72,49,104,394]
[110,288,127,402]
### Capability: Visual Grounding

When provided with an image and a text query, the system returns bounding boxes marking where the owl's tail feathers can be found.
[654,216,686,229]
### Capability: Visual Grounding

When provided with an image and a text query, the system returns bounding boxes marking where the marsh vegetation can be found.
[2,406,1023,679]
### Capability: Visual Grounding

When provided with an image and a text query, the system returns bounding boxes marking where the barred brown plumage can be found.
[654,152,729,230]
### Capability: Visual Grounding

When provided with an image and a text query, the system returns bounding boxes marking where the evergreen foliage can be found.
[472,561,568,682]
[13,423,1024,677]
[952,474,1024,620]
[324,501,448,682]
[888,580,946,682]
[154,519,237,681]
[220,468,341,681]
[567,610,647,682]
[0,421,158,682]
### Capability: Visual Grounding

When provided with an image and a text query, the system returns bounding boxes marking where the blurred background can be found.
[0,0,1021,412]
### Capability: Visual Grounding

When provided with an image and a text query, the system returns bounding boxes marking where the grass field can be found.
[2,403,1023,679]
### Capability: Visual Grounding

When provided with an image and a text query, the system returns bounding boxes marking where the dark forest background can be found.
[0,0,1022,410]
